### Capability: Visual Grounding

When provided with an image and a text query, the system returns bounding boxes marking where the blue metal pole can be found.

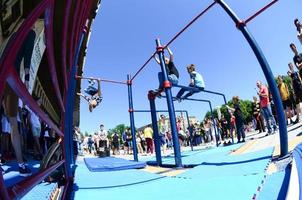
[148,93,162,165]
[156,38,182,167]
[64,33,85,177]
[216,0,288,156]
[127,75,138,161]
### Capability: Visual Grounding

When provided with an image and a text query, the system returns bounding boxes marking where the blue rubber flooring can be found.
[258,168,291,200]
[22,182,57,200]
[84,157,146,172]
[73,145,275,200]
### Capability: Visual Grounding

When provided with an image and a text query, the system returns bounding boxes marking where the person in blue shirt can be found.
[176,64,205,100]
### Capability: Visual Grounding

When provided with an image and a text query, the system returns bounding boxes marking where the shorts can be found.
[31,126,41,137]
[294,90,302,104]
[3,85,18,117]
[178,134,185,141]
[282,99,292,109]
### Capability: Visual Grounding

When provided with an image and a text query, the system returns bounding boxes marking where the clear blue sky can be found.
[79,0,302,133]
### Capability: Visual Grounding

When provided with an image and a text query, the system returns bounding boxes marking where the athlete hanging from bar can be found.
[77,78,102,112]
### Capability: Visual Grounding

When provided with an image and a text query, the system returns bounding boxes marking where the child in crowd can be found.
[176,64,205,100]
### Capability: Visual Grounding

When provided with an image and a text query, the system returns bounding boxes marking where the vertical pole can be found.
[155,38,182,167]
[208,101,219,147]
[148,94,162,165]
[64,33,85,178]
[127,75,138,161]
[216,0,288,156]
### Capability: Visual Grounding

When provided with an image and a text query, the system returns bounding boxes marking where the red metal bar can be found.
[0,172,9,200]
[100,79,127,85]
[8,160,65,199]
[131,1,216,82]
[165,1,216,47]
[245,0,278,24]
[61,0,72,92]
[68,0,81,70]
[45,1,65,112]
[7,69,64,137]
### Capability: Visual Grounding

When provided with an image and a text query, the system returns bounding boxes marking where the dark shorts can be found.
[295,90,302,104]
[178,134,185,141]
[282,99,292,109]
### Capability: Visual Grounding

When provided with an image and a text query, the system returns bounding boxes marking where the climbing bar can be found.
[245,0,278,24]
[132,109,189,113]
[165,1,216,47]
[45,2,65,112]
[75,76,127,85]
[130,53,156,82]
[7,160,65,199]
[130,1,216,82]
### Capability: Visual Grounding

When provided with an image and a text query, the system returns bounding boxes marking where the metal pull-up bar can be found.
[244,0,278,24]
[75,75,127,85]
[130,2,217,82]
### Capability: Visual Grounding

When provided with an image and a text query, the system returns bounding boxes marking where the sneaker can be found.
[19,165,32,177]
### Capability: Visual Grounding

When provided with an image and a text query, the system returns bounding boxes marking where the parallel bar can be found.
[216,0,288,156]
[61,0,72,92]
[7,69,63,136]
[8,160,65,199]
[45,1,65,112]
[127,75,138,161]
[245,0,278,24]
[156,38,182,167]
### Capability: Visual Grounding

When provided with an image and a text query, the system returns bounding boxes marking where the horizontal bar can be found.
[8,69,64,137]
[133,110,188,113]
[130,53,156,82]
[173,84,202,92]
[8,159,65,199]
[75,76,127,85]
[161,95,210,103]
[245,0,278,24]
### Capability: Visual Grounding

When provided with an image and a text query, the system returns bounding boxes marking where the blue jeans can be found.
[84,86,98,96]
[261,106,277,133]
[158,72,178,88]
[176,83,204,99]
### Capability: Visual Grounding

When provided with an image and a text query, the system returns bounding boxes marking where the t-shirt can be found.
[278,82,289,101]
[290,71,302,92]
[28,107,41,128]
[144,127,153,139]
[166,62,179,78]
[259,85,269,108]
[298,32,302,44]
[233,104,244,127]
[190,71,205,88]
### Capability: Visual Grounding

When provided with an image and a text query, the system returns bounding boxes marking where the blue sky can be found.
[79,0,302,133]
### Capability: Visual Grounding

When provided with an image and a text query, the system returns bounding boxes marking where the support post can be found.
[216,0,287,156]
[156,38,182,167]
[64,33,85,178]
[148,93,162,165]
[127,75,138,161]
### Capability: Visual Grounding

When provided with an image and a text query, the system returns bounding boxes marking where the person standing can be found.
[288,62,302,123]
[227,96,246,143]
[294,19,302,44]
[277,76,295,125]
[252,96,265,132]
[256,81,278,135]
[143,125,153,155]
[290,43,302,78]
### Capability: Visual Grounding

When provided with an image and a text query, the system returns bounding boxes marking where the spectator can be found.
[144,125,153,155]
[112,132,120,155]
[252,96,265,132]
[256,81,278,135]
[294,19,302,44]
